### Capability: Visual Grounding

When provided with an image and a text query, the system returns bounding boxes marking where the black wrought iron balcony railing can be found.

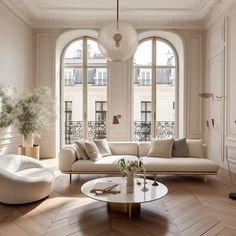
[65,120,175,144]
[65,121,107,144]
[133,121,175,142]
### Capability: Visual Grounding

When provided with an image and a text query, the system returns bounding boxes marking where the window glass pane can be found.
[103,102,107,110]
[156,40,175,66]
[64,82,83,143]
[64,40,83,66]
[141,102,145,111]
[88,70,107,139]
[133,68,152,86]
[156,68,175,85]
[133,67,152,141]
[156,70,175,139]
[64,68,83,86]
[146,102,151,111]
[87,39,107,66]
[133,40,152,66]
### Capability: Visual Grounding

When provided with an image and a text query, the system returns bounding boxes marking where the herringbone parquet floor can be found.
[0,159,236,236]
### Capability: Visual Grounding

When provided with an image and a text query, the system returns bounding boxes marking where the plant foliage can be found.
[118,158,143,177]
[0,86,55,137]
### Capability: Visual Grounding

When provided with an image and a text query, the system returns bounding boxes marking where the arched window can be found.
[62,37,108,144]
[133,37,177,141]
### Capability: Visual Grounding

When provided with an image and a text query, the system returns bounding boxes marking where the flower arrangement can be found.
[118,158,143,177]
[0,85,55,146]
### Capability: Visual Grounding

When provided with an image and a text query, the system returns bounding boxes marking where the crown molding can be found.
[1,0,32,27]
[204,0,236,28]
[1,0,235,30]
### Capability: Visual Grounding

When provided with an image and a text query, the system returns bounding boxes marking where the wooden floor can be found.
[0,159,236,236]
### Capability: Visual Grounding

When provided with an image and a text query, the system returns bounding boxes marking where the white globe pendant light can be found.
[98,0,138,62]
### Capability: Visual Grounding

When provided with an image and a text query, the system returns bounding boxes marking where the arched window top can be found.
[64,40,83,59]
[134,38,176,67]
[63,37,107,67]
[156,40,175,66]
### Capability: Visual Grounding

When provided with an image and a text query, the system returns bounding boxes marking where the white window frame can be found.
[61,36,108,144]
[133,37,179,139]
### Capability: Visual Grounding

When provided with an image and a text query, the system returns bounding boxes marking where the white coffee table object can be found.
[81,177,168,218]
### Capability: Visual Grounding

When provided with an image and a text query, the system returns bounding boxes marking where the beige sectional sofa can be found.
[59,140,219,182]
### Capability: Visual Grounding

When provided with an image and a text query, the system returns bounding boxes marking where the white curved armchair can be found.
[0,154,55,204]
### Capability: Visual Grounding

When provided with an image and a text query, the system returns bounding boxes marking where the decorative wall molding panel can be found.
[226,145,236,173]
[36,32,56,158]
[226,14,236,140]
[187,34,203,138]
[206,50,225,165]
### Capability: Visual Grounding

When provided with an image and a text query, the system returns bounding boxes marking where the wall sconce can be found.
[112,115,122,124]
[216,95,224,101]
[199,92,213,99]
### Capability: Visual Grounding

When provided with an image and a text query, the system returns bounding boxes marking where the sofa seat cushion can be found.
[71,155,138,172]
[142,157,219,173]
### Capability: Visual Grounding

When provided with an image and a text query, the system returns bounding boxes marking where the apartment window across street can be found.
[141,101,151,122]
[65,101,72,122]
[95,101,107,122]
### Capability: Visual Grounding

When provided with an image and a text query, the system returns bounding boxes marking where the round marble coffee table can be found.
[81,176,168,218]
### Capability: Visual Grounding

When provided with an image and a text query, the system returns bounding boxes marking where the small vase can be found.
[126,171,134,193]
[22,134,34,147]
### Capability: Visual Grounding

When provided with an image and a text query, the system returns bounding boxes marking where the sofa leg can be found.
[204,176,207,183]
[70,174,72,183]
[152,174,159,186]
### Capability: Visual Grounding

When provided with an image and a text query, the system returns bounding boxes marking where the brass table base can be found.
[18,145,40,160]
[107,202,140,219]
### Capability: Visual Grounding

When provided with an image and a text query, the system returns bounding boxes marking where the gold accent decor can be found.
[18,145,40,160]
[107,202,140,217]
[198,92,213,99]
[198,93,213,98]
[112,115,122,124]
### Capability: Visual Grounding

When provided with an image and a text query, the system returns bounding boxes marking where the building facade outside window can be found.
[141,101,151,122]
[63,37,108,144]
[95,101,107,122]
[65,101,72,122]
[133,38,176,141]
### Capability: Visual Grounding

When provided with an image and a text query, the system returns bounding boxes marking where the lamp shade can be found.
[98,21,138,62]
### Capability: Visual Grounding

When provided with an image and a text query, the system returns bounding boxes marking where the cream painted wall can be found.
[205,2,236,173]
[0,3,32,154]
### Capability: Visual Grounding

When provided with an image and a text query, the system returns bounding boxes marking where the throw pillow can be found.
[172,138,188,157]
[94,139,112,157]
[84,141,103,161]
[70,145,82,160]
[186,139,203,158]
[74,140,89,160]
[147,139,174,158]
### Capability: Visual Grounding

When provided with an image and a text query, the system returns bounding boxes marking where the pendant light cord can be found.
[116,0,119,30]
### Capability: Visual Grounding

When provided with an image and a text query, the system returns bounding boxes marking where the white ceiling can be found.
[1,0,235,28]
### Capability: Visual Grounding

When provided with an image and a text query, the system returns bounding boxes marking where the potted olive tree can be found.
[0,86,55,157]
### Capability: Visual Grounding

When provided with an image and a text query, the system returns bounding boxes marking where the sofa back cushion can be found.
[74,140,89,160]
[147,139,174,158]
[108,142,138,156]
[172,138,188,157]
[139,142,151,157]
[186,139,203,158]
[94,139,112,157]
[84,141,102,161]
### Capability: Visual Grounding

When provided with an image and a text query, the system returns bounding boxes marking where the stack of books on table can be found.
[90,182,121,195]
